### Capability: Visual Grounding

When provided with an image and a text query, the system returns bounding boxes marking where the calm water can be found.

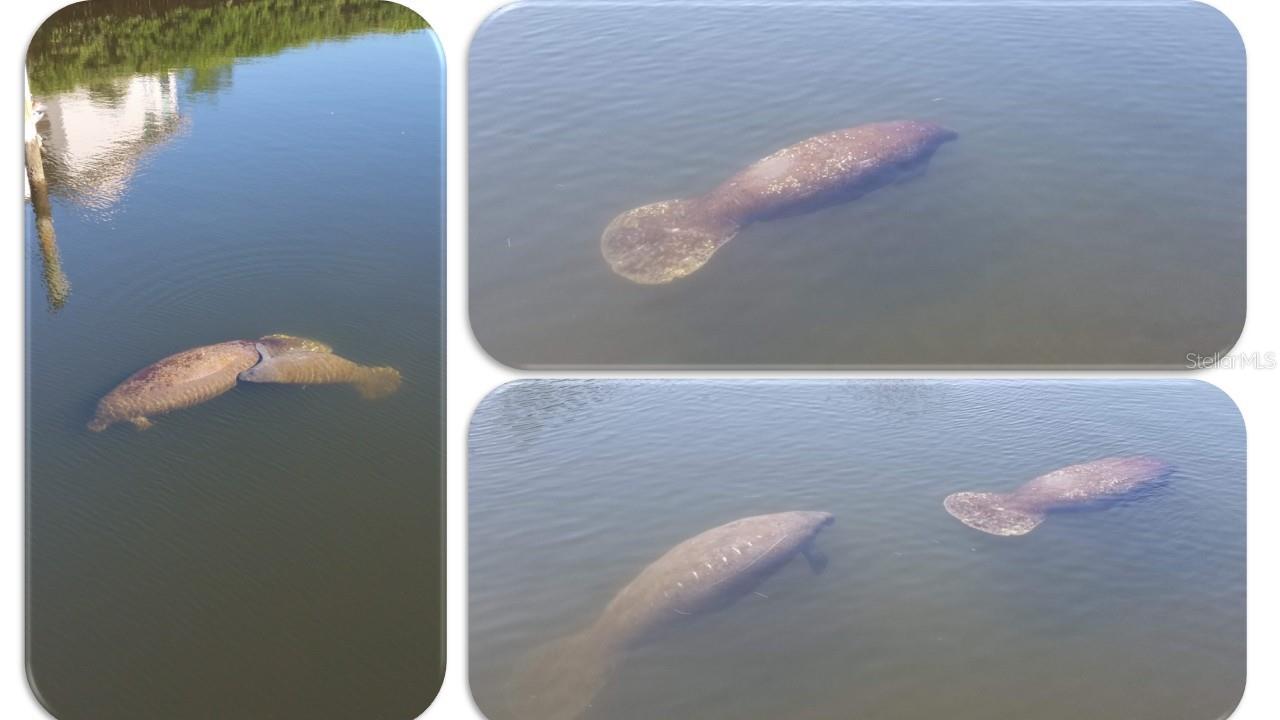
[469,2,1245,367]
[26,5,443,719]
[470,381,1245,720]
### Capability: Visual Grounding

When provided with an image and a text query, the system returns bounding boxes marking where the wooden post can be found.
[24,72,46,189]
[25,70,70,311]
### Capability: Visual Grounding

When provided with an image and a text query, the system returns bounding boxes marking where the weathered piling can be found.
[25,71,70,310]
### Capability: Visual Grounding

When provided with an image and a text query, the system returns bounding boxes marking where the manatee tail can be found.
[506,630,617,720]
[943,492,1045,536]
[601,198,739,284]
[353,366,402,400]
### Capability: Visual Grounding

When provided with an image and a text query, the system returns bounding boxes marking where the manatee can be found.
[88,340,261,431]
[507,511,834,719]
[601,120,958,284]
[238,345,401,399]
[944,456,1173,536]
[87,333,335,431]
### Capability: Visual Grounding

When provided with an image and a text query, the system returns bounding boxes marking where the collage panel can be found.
[24,1,444,718]
[469,1,1245,368]
[469,380,1245,720]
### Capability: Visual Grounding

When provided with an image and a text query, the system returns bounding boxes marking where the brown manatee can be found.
[602,120,957,284]
[88,334,332,431]
[88,340,261,431]
[238,344,401,399]
[507,511,834,720]
[944,456,1173,536]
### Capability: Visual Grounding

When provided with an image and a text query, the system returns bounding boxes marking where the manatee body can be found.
[239,345,401,399]
[88,340,261,431]
[944,456,1172,536]
[509,511,835,719]
[602,120,958,284]
[87,334,332,431]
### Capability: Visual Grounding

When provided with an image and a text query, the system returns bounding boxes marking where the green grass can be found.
[28,0,429,95]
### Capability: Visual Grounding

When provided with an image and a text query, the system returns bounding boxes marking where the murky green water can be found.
[470,381,1244,720]
[469,2,1245,367]
[25,3,443,718]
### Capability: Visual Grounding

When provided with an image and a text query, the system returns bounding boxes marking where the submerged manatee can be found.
[238,345,401,399]
[88,340,261,431]
[944,456,1172,536]
[602,120,958,283]
[508,511,835,719]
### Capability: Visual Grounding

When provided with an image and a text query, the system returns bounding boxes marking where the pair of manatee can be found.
[510,456,1171,719]
[88,333,401,431]
[601,119,959,284]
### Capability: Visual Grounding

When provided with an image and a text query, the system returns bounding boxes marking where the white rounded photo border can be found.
[4,1,1276,719]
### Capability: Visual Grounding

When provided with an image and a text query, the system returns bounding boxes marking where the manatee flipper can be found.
[801,543,829,575]
[507,630,615,720]
[129,416,154,431]
[943,492,1045,537]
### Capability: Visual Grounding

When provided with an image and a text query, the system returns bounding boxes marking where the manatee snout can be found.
[803,510,836,529]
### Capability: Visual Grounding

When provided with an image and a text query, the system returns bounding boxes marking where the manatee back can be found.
[706,120,958,223]
[600,511,833,641]
[256,333,333,356]
[1018,456,1172,509]
[240,350,358,384]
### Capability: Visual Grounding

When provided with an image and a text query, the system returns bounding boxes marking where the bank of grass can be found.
[28,0,430,95]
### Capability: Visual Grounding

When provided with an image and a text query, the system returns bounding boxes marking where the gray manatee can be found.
[507,511,834,719]
[88,334,331,431]
[601,120,957,284]
[944,456,1172,536]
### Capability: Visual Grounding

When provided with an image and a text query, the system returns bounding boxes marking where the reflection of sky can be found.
[36,72,185,212]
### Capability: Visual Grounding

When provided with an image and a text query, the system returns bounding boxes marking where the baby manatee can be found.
[944,456,1173,536]
[239,345,401,399]
[602,120,957,284]
[507,511,834,720]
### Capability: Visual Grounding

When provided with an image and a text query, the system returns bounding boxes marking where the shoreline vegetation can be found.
[27,0,430,95]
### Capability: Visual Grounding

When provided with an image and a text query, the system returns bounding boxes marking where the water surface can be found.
[469,2,1245,367]
[26,3,443,718]
[470,381,1245,720]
